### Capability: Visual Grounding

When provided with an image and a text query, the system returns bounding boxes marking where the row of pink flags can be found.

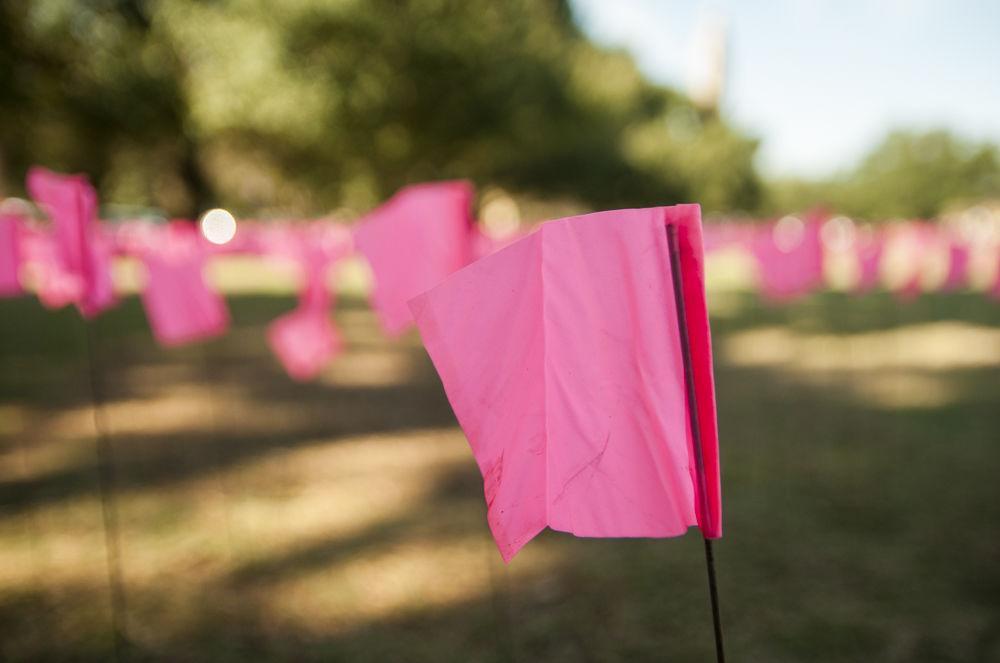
[0,168,522,380]
[1,169,997,383]
[707,211,999,302]
[2,170,999,380]
[2,168,729,566]
[3,172,731,662]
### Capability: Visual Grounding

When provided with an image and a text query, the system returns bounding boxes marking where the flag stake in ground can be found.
[84,320,128,661]
[666,223,726,663]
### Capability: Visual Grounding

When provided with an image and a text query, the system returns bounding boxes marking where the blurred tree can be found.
[0,0,761,217]
[766,129,1000,220]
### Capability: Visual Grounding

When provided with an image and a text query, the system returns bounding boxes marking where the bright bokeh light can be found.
[199,208,237,245]
[821,215,856,252]
[773,215,804,252]
[481,189,522,237]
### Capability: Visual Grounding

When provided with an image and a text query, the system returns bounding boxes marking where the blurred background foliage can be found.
[0,0,998,220]
[766,130,1000,220]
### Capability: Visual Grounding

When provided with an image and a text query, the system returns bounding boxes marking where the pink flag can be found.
[893,222,934,301]
[267,224,352,380]
[854,228,885,294]
[139,223,229,347]
[940,238,970,292]
[990,251,1000,302]
[750,217,824,301]
[471,225,532,260]
[409,205,721,562]
[26,167,116,317]
[0,214,23,296]
[353,181,474,336]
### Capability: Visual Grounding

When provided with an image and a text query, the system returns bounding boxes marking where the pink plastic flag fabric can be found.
[267,224,352,380]
[893,222,934,301]
[854,229,885,294]
[19,226,80,309]
[941,238,970,292]
[0,214,23,296]
[471,225,532,260]
[409,205,721,562]
[26,167,116,317]
[750,217,824,301]
[353,181,474,336]
[139,223,229,347]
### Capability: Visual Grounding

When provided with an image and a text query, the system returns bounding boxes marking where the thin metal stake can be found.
[666,223,726,663]
[84,320,128,661]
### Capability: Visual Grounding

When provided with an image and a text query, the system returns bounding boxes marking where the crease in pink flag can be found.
[139,222,229,347]
[409,205,721,562]
[26,167,116,317]
[267,224,352,380]
[750,216,825,302]
[0,214,23,296]
[353,181,474,336]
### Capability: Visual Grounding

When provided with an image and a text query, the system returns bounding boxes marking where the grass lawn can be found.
[0,271,998,661]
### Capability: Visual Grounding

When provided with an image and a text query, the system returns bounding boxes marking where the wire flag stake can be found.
[666,223,726,663]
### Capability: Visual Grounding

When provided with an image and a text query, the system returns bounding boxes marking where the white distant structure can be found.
[686,11,730,112]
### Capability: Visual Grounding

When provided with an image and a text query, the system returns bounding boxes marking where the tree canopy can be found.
[766,129,1000,220]
[0,0,761,217]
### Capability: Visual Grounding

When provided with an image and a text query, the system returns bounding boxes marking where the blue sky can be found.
[571,0,1000,178]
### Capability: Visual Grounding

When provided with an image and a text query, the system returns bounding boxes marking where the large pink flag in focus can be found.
[353,181,474,336]
[139,223,229,347]
[409,205,721,562]
[750,216,825,302]
[0,215,23,296]
[267,224,352,380]
[26,167,116,317]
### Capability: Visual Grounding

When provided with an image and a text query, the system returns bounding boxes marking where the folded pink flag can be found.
[267,224,352,380]
[26,167,116,317]
[409,205,721,562]
[750,217,824,301]
[353,181,474,336]
[139,223,229,347]
[0,214,23,296]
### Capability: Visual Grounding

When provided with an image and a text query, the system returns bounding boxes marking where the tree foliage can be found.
[0,0,761,217]
[767,130,1000,220]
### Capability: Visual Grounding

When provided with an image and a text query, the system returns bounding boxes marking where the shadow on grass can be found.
[0,291,998,662]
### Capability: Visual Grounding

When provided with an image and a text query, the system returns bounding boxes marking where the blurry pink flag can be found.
[750,217,824,301]
[854,229,885,294]
[702,222,753,255]
[267,224,352,380]
[139,223,229,347]
[409,205,721,562]
[0,214,23,296]
[941,238,970,292]
[353,181,474,336]
[26,167,116,317]
[893,222,934,301]
[990,251,1000,302]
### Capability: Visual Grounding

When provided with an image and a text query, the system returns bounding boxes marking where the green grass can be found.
[0,288,998,662]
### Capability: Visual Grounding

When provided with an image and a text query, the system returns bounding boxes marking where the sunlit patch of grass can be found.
[720,321,1000,407]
